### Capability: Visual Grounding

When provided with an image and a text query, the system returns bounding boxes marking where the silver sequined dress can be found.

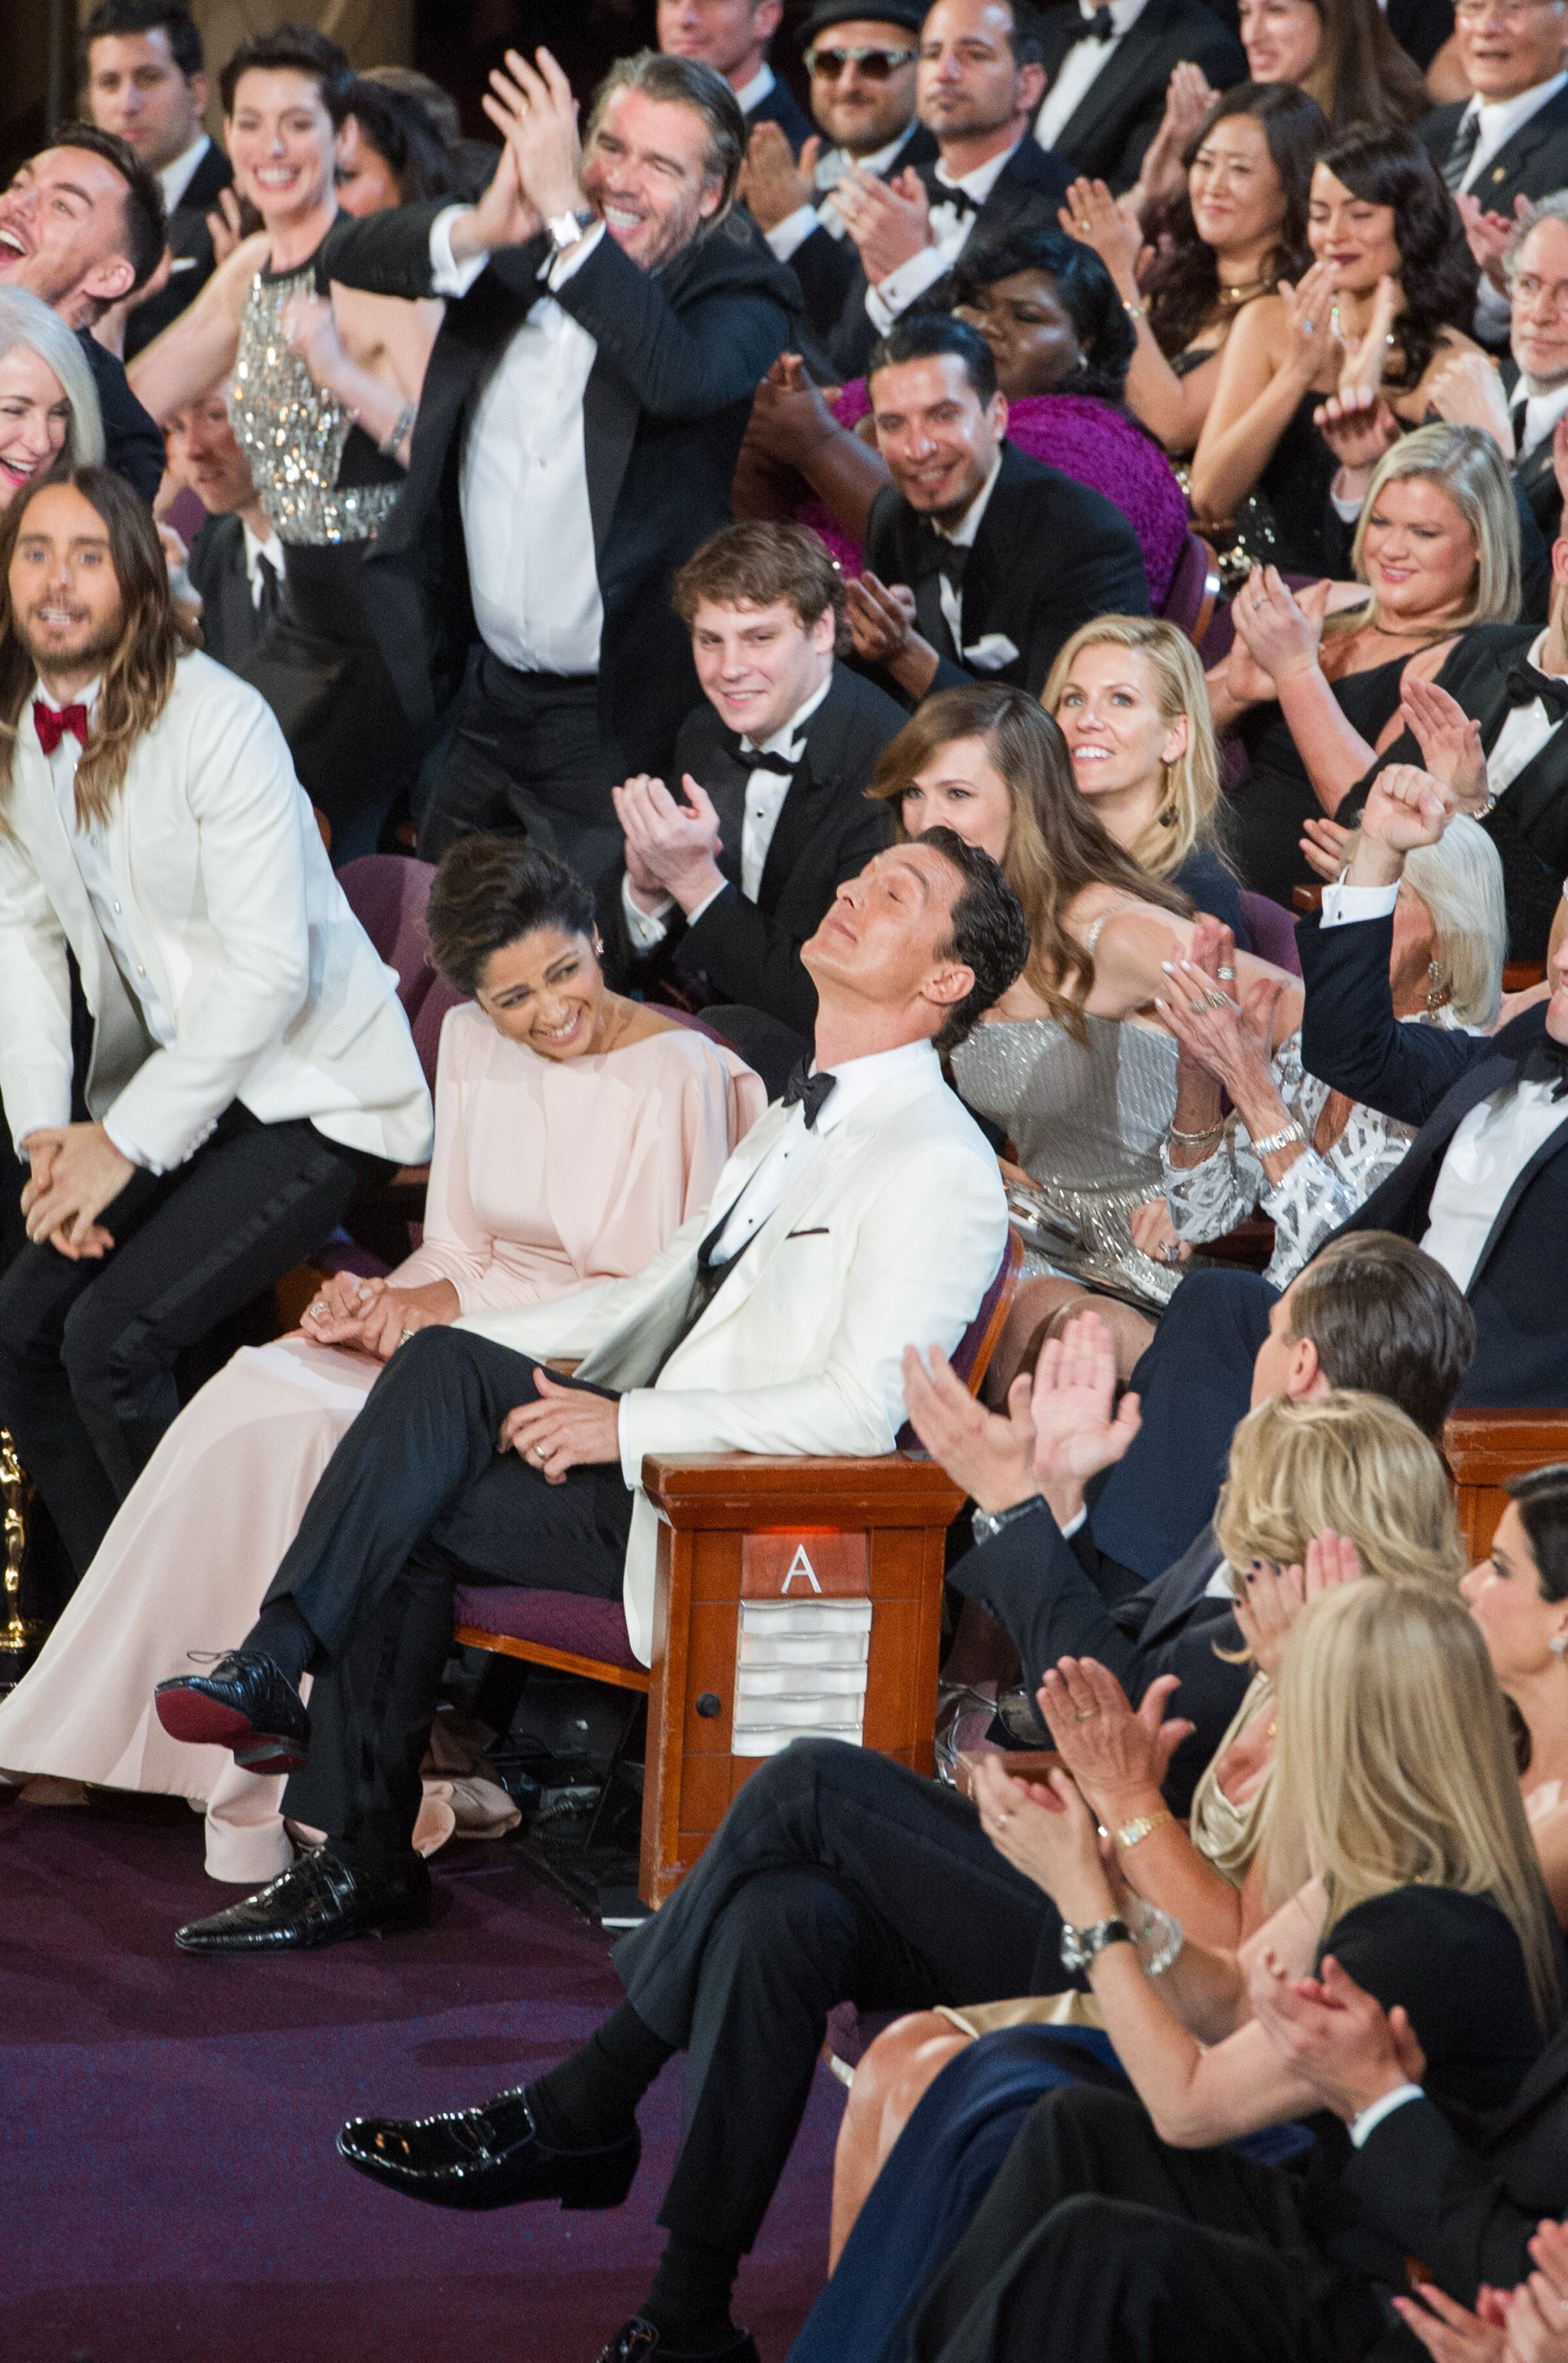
[230,260,400,546]
[953,1015,1183,1307]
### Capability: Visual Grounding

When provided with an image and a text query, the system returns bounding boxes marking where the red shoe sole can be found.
[155,1687,304,1770]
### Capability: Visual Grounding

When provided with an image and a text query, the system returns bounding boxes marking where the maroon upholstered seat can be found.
[1158,532,1221,647]
[452,1585,645,1674]
[1238,889,1301,977]
[337,855,438,1021]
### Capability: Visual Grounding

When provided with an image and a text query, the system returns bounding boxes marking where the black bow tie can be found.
[911,523,971,587]
[928,178,981,220]
[1081,5,1116,35]
[781,1061,838,1129]
[740,746,796,777]
[1518,1033,1568,1099]
[1504,665,1568,723]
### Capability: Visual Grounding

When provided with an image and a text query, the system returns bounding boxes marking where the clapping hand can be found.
[1230,565,1328,686]
[280,291,346,384]
[1277,263,1338,385]
[1029,1308,1143,1489]
[1336,273,1400,404]
[739,120,817,231]
[1134,62,1216,207]
[1058,176,1145,291]
[482,46,585,223]
[745,352,843,471]
[971,1755,1116,1923]
[1456,189,1529,295]
[833,163,931,282]
[1394,2220,1568,2361]
[1232,1530,1362,1680]
[1153,953,1285,1108]
[1424,350,1514,458]
[206,185,248,266]
[1036,1659,1193,1824]
[1248,1946,1426,2119]
[845,570,924,670]
[901,1340,1039,1514]
[612,773,725,912]
[1401,677,1490,812]
[1299,814,1352,882]
[1313,386,1401,485]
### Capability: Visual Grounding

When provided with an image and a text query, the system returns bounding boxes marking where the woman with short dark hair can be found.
[0,838,764,1879]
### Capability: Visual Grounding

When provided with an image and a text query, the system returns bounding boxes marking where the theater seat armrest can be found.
[641,1451,965,1530]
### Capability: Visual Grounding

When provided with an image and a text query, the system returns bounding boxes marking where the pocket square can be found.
[962,633,1019,672]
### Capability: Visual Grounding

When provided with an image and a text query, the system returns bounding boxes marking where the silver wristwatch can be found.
[970,1494,1045,1548]
[1059,1916,1134,1975]
[547,206,597,252]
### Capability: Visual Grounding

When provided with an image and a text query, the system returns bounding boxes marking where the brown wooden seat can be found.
[1443,1408,1568,1559]
[453,1228,1024,1902]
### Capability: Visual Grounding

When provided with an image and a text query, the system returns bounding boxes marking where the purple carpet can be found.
[0,1791,845,2362]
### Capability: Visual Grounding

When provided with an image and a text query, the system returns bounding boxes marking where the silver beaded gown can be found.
[221,250,416,856]
[952,1014,1184,1312]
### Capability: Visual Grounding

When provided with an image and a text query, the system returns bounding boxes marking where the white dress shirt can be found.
[157,132,212,216]
[240,520,286,609]
[429,209,606,678]
[35,682,174,1166]
[621,672,835,950]
[1482,625,1568,801]
[765,127,922,261]
[1511,372,1568,460]
[1035,0,1151,150]
[1322,879,1568,1293]
[734,61,779,116]
[930,450,1004,650]
[1452,72,1568,191]
[866,139,1022,330]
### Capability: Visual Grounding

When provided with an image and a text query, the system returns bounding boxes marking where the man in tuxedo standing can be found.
[740,0,936,350]
[659,0,817,151]
[317,46,801,880]
[848,313,1149,699]
[80,0,233,358]
[1032,0,1244,195]
[821,0,1073,374]
[602,520,904,1080]
[0,125,165,501]
[161,386,286,676]
[1299,763,1568,1406]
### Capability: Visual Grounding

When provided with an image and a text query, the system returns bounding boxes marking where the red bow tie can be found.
[33,701,89,757]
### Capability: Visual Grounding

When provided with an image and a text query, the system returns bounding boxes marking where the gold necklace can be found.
[1216,275,1273,307]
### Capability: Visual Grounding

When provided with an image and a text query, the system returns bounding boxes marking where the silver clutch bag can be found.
[1004,1179,1183,1315]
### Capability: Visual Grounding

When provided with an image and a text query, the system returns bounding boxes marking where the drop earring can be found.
[1426,959,1450,1014]
[1551,1631,1568,1658]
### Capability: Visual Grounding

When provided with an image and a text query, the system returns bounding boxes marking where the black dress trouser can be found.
[416,649,627,886]
[608,1734,1070,2260]
[263,1326,630,1861]
[0,1106,385,1578]
[907,2085,1394,2363]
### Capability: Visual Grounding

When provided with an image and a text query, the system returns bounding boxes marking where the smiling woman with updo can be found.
[0,838,763,1878]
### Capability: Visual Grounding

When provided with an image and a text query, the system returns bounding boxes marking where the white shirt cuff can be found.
[866,240,947,330]
[621,872,674,951]
[545,217,606,290]
[1320,881,1400,927]
[1348,2084,1425,2148]
[766,204,821,263]
[429,205,487,299]
[1060,1506,1087,1540]
[682,880,731,929]
[617,1395,641,1488]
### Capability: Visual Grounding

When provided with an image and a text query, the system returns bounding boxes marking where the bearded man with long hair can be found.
[0,466,431,1583]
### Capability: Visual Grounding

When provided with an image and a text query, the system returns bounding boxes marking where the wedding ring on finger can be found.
[1073,1708,1100,1722]
[1216,964,1236,980]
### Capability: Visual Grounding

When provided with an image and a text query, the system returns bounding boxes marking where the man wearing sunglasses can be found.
[740,0,936,353]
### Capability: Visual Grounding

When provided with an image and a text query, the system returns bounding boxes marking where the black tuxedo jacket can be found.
[1034,0,1246,192]
[1419,85,1568,216]
[951,1510,1252,1814]
[1337,623,1568,961]
[318,203,800,776]
[600,663,903,1034]
[79,331,163,504]
[186,512,276,676]
[747,76,815,156]
[783,123,939,348]
[865,437,1150,701]
[1298,909,1568,1406]
[819,133,1073,378]
[124,141,233,359]
[1499,355,1563,545]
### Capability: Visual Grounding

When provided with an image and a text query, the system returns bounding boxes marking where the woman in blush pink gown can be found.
[0,841,763,1881]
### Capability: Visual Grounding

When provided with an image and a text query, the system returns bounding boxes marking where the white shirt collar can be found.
[743,667,834,759]
[240,518,284,600]
[33,674,101,725]
[1512,369,1568,449]
[157,132,211,214]
[1079,0,1147,31]
[733,61,777,113]
[818,126,915,188]
[1467,69,1568,135]
[936,448,1004,546]
[934,137,1021,205]
[812,1038,939,1134]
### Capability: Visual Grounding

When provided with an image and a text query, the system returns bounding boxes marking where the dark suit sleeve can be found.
[785,223,862,340]
[675,797,892,1033]
[318,198,454,299]
[1297,912,1496,1123]
[1343,2098,1544,2299]
[82,338,164,504]
[550,233,796,418]
[1009,485,1151,696]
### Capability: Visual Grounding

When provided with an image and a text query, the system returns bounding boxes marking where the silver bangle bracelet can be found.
[379,399,417,456]
[1249,1119,1305,1159]
[1168,1120,1223,1146]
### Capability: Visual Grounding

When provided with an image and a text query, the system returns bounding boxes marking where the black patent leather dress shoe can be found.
[594,2321,759,2363]
[174,1847,430,1955]
[155,1649,311,1774]
[337,2089,639,2213]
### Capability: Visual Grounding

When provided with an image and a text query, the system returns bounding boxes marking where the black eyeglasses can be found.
[805,42,919,78]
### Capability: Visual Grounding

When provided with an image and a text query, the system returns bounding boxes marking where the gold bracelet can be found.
[1114,1809,1173,1851]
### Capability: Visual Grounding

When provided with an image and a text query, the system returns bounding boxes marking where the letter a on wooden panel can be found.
[781,1544,823,1594]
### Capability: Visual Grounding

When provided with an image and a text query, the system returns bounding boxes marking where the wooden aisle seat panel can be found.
[1443,1408,1568,1560]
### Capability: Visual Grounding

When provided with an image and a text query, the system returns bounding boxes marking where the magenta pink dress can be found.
[0,1004,765,1881]
[804,384,1188,604]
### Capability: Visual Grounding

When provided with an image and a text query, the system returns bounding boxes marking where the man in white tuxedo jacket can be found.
[156,823,1028,1962]
[0,470,431,1578]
